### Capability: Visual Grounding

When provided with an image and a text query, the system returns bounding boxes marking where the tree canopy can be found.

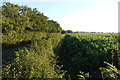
[2,2,63,34]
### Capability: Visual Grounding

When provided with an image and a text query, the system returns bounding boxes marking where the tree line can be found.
[2,2,63,34]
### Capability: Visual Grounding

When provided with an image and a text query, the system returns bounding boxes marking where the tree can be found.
[66,30,73,33]
[2,2,63,34]
[61,30,67,34]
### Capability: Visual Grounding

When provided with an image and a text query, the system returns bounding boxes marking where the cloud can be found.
[58,5,118,32]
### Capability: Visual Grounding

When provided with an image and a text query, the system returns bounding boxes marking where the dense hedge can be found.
[2,32,66,78]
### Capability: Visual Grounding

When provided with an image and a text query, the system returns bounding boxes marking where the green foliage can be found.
[2,2,120,79]
[2,2,62,34]
[2,31,119,79]
[3,41,65,78]
[99,61,120,80]
[66,30,73,33]
[77,71,89,80]
[57,33,119,79]
[2,31,66,79]
[47,20,62,33]
[61,30,67,34]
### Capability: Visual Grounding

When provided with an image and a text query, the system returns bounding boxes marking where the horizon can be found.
[4,0,119,32]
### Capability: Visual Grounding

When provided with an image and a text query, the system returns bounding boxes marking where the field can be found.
[1,2,120,80]
[2,32,120,79]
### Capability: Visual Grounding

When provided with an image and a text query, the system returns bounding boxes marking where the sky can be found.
[4,0,119,32]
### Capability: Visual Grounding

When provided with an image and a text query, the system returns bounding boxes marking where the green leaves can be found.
[57,33,119,79]
[99,61,120,80]
[2,2,63,34]
[77,71,89,80]
[2,32,66,79]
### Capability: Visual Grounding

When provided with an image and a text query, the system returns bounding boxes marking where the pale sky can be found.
[4,0,119,32]
[58,4,118,32]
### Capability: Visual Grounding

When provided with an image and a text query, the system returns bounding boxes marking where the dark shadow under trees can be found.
[2,40,31,65]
